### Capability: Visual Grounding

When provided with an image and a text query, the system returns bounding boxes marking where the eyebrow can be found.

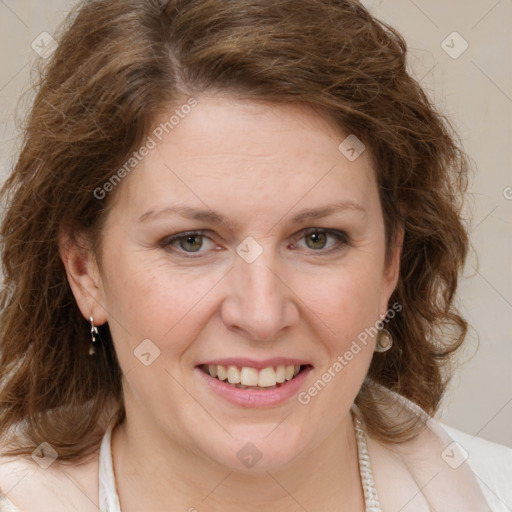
[137,200,366,229]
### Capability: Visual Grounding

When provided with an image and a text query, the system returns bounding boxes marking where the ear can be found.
[59,231,108,325]
[379,224,404,317]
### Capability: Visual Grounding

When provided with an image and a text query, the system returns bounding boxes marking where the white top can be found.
[98,422,120,512]
[442,424,512,512]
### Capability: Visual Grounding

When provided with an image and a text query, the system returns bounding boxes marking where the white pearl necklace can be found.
[354,415,382,512]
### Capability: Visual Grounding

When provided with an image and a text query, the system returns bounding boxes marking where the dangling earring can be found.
[375,327,393,353]
[89,315,99,355]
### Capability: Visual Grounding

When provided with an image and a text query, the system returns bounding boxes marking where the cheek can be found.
[301,268,380,399]
[100,248,222,351]
[296,277,377,432]
[299,260,384,339]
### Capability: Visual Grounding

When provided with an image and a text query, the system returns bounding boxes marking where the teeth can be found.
[205,364,303,388]
[217,365,227,381]
[240,367,259,386]
[258,367,277,387]
[276,365,286,383]
[227,365,241,384]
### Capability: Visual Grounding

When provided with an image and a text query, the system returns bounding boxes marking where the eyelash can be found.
[160,228,350,259]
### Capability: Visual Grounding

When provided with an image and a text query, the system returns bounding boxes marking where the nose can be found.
[220,245,299,342]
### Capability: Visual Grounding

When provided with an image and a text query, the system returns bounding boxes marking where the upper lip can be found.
[197,358,312,370]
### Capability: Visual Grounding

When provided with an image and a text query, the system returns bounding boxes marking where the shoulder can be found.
[0,444,100,512]
[0,491,20,512]
[0,446,31,512]
[360,387,509,511]
[441,423,512,511]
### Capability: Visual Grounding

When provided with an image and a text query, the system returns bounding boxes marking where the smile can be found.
[199,364,305,389]
[195,358,313,407]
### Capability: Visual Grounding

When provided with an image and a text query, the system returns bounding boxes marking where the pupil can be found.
[181,235,202,252]
[308,232,326,249]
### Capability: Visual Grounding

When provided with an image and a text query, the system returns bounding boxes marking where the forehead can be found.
[151,95,349,159]
[108,95,377,224]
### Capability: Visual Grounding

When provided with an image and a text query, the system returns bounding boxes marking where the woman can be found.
[0,0,510,510]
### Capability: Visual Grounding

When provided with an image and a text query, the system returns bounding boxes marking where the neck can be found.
[111,408,365,512]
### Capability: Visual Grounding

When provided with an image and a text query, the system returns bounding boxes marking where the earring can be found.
[89,315,99,355]
[375,327,393,353]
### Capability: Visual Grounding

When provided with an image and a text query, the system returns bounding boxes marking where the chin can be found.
[198,425,310,473]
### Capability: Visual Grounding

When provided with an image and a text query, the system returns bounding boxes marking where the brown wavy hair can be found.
[0,0,469,462]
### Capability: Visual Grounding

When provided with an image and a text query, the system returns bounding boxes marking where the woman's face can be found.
[73,95,401,471]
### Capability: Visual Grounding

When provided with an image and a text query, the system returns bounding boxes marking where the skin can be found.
[61,94,402,512]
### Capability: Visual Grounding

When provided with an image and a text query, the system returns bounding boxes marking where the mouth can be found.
[198,363,311,390]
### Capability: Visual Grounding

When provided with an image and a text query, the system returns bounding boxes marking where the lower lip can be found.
[195,366,313,408]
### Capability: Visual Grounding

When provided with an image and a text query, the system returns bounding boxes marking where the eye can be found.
[161,231,216,257]
[292,228,349,254]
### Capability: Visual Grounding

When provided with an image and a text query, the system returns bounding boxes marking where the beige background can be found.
[0,1,511,447]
